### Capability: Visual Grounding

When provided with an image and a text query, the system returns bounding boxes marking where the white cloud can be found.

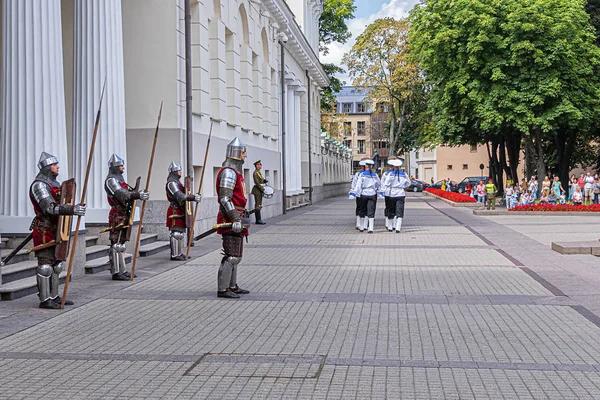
[320,0,420,85]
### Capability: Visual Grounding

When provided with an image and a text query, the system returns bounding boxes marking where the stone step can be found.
[0,271,67,301]
[85,254,132,275]
[1,260,37,284]
[139,233,158,246]
[0,237,7,250]
[1,247,31,265]
[138,241,170,257]
[85,245,109,262]
[85,235,99,247]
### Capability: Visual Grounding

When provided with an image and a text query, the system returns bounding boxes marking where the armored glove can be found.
[231,221,243,233]
[265,177,270,183]
[139,190,150,201]
[187,194,202,202]
[73,204,87,216]
[348,194,354,200]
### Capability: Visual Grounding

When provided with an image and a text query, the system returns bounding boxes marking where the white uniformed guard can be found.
[349,160,367,230]
[351,159,381,233]
[380,159,410,232]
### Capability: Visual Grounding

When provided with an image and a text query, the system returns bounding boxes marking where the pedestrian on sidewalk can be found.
[349,160,367,230]
[485,178,497,210]
[476,180,486,203]
[584,172,595,205]
[165,162,201,261]
[29,152,86,309]
[215,137,251,299]
[351,159,380,233]
[380,158,411,232]
[251,160,268,224]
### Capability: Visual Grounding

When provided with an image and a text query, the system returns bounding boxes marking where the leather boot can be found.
[255,209,266,225]
[217,289,240,298]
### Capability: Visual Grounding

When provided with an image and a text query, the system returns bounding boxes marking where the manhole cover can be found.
[184,354,326,379]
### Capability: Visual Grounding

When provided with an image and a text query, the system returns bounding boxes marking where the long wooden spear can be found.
[61,81,106,308]
[129,102,163,280]
[185,121,213,260]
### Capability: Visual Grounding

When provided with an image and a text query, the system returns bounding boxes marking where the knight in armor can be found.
[250,160,268,225]
[350,159,381,233]
[104,154,149,280]
[381,159,410,232]
[29,152,86,309]
[216,137,251,298]
[349,160,366,230]
[381,163,394,231]
[166,161,201,260]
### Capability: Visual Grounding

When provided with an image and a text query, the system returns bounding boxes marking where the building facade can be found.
[0,0,350,241]
[415,144,490,184]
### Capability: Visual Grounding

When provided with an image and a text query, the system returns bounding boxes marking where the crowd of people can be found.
[502,172,600,209]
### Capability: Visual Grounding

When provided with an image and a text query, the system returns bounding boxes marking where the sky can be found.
[320,0,421,84]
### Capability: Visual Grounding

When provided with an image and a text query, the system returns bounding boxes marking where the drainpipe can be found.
[280,40,287,214]
[306,71,312,205]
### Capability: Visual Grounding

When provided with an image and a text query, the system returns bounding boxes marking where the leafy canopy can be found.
[410,0,600,144]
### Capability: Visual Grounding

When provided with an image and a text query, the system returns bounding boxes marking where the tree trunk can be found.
[389,104,396,157]
[505,132,521,184]
[534,128,546,182]
[524,136,536,180]
[497,135,506,193]
[555,129,576,188]
[395,98,409,169]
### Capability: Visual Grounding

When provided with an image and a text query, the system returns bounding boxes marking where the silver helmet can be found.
[38,151,59,170]
[108,153,125,168]
[168,161,182,173]
[226,137,246,161]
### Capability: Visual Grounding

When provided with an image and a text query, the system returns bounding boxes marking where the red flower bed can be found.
[510,203,600,212]
[424,188,477,203]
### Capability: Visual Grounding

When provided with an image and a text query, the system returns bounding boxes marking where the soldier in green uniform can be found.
[251,160,268,224]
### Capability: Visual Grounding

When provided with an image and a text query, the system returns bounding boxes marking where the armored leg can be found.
[50,262,63,300]
[117,243,127,274]
[361,217,368,232]
[218,256,235,292]
[36,263,53,302]
[109,243,119,275]
[170,230,185,261]
[218,234,247,298]
[356,216,361,230]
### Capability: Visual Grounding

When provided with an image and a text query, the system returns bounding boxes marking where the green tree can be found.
[319,0,356,110]
[343,18,420,156]
[319,0,356,55]
[410,0,600,185]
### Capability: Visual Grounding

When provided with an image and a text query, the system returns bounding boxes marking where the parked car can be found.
[431,180,458,192]
[456,176,488,194]
[407,180,425,192]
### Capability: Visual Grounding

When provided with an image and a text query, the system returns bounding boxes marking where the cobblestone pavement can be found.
[1,194,600,399]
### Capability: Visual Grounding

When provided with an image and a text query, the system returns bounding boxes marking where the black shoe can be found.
[39,300,61,309]
[122,271,137,279]
[368,231,373,234]
[217,289,240,298]
[256,220,266,225]
[231,286,250,294]
[171,254,186,261]
[112,273,129,281]
[355,227,359,230]
[53,296,74,306]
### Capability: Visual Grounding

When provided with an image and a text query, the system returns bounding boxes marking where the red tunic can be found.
[29,181,61,247]
[216,167,248,236]
[166,181,186,228]
[107,181,129,233]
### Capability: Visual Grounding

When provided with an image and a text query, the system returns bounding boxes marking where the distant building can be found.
[332,86,389,171]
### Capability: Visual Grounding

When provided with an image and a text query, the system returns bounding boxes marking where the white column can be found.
[72,0,127,223]
[0,0,68,233]
[294,84,306,193]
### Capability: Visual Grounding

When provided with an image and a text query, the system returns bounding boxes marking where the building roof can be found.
[334,86,370,103]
